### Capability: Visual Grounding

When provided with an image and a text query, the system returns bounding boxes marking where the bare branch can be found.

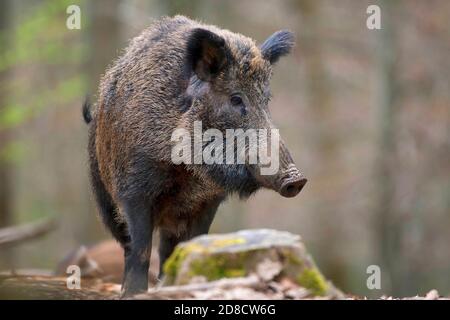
[0,218,57,248]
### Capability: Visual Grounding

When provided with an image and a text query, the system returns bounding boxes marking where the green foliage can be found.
[0,74,87,130]
[0,0,87,162]
[0,0,86,71]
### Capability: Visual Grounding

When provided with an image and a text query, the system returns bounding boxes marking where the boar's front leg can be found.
[120,198,153,297]
[158,197,223,279]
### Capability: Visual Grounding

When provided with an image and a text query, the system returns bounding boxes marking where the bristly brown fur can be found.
[85,15,296,296]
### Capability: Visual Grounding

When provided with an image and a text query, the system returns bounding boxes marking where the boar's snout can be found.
[256,138,307,198]
[278,164,307,198]
[279,176,307,198]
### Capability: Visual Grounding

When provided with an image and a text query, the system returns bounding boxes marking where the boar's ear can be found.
[187,28,229,81]
[260,30,294,64]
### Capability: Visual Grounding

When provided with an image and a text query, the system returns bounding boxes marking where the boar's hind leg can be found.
[90,157,130,247]
[89,131,130,246]
[120,198,153,297]
[157,197,222,279]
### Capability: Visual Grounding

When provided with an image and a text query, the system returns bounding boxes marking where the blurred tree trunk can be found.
[0,0,14,268]
[373,0,403,295]
[87,0,122,91]
[82,0,122,243]
[164,0,202,17]
[295,0,345,287]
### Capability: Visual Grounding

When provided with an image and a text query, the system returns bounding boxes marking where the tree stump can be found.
[162,229,343,298]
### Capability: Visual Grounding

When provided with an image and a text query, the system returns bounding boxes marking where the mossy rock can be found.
[162,229,341,297]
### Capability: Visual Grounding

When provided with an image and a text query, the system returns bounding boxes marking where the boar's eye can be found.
[230,95,243,107]
[230,94,247,116]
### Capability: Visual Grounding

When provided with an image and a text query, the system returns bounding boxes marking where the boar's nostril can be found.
[280,178,307,198]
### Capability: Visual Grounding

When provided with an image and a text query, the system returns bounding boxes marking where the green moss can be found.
[164,239,252,284]
[189,253,247,281]
[223,268,246,278]
[163,243,206,279]
[297,268,328,296]
[282,248,304,267]
[210,237,245,248]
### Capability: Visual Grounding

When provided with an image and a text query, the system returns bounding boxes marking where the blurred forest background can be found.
[0,0,449,298]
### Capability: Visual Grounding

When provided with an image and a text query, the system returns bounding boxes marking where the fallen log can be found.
[0,218,56,248]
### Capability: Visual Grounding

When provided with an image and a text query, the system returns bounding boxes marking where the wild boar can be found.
[83,15,306,296]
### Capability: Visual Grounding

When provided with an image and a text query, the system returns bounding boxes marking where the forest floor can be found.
[0,273,447,300]
[1,225,448,300]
